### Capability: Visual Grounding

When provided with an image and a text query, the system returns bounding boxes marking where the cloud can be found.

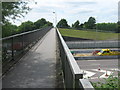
[65,7,94,15]
[12,0,119,26]
[66,1,97,6]
[118,1,120,21]
[78,10,94,14]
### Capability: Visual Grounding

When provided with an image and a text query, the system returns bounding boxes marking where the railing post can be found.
[75,74,83,89]
[79,79,95,90]
[22,34,24,51]
[11,37,14,60]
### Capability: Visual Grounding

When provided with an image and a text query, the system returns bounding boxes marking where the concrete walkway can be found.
[3,28,57,88]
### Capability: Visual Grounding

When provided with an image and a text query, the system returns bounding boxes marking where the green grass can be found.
[59,28,119,40]
[91,75,119,88]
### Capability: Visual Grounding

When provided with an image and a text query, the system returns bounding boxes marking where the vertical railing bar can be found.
[11,37,14,61]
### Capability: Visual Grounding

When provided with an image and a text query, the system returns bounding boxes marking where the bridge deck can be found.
[3,28,57,88]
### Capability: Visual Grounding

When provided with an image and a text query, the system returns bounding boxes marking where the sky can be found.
[118,1,120,21]
[11,0,119,26]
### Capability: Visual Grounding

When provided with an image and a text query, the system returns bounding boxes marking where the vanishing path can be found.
[3,28,57,88]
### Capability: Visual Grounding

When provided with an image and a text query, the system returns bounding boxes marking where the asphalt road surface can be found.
[77,59,118,83]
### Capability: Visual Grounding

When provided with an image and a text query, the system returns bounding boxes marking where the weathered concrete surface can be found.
[2,28,57,88]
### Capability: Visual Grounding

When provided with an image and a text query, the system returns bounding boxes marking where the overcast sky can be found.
[12,0,119,26]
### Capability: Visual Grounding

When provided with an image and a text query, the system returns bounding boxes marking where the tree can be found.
[85,17,96,29]
[83,22,89,29]
[2,1,31,37]
[34,18,47,29]
[96,23,117,32]
[18,21,35,33]
[34,18,53,29]
[42,21,53,28]
[2,18,53,37]
[57,19,70,28]
[72,20,80,29]
[79,23,84,29]
[117,21,120,33]
[2,22,18,37]
[2,1,31,23]
[46,21,53,26]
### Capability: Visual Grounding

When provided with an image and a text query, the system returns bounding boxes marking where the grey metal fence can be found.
[66,41,119,49]
[1,27,52,75]
[56,28,94,89]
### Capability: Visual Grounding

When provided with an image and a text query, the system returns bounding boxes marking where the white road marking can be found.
[89,77,100,79]
[87,60,97,61]
[81,68,118,79]
[81,70,95,79]
[92,69,112,78]
[100,70,112,78]
[110,68,120,71]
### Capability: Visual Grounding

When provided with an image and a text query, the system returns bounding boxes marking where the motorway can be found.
[71,48,119,60]
[77,58,118,83]
[71,49,118,83]
[71,48,119,53]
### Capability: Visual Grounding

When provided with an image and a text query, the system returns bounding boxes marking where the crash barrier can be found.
[1,27,52,75]
[75,55,119,60]
[66,41,120,49]
[71,49,120,54]
[56,28,94,89]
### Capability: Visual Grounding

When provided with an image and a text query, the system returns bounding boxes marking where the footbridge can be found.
[1,27,96,89]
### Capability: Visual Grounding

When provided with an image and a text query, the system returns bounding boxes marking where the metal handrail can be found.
[79,79,94,90]
[1,27,48,40]
[56,28,82,76]
[2,26,52,75]
[56,28,94,89]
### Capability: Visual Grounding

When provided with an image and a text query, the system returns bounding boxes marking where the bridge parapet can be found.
[56,28,94,89]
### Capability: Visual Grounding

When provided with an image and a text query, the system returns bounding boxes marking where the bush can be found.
[91,75,120,89]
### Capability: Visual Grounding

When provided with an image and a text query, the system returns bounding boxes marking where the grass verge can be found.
[59,28,119,40]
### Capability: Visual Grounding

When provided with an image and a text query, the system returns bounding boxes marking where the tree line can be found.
[2,18,53,37]
[57,17,119,33]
